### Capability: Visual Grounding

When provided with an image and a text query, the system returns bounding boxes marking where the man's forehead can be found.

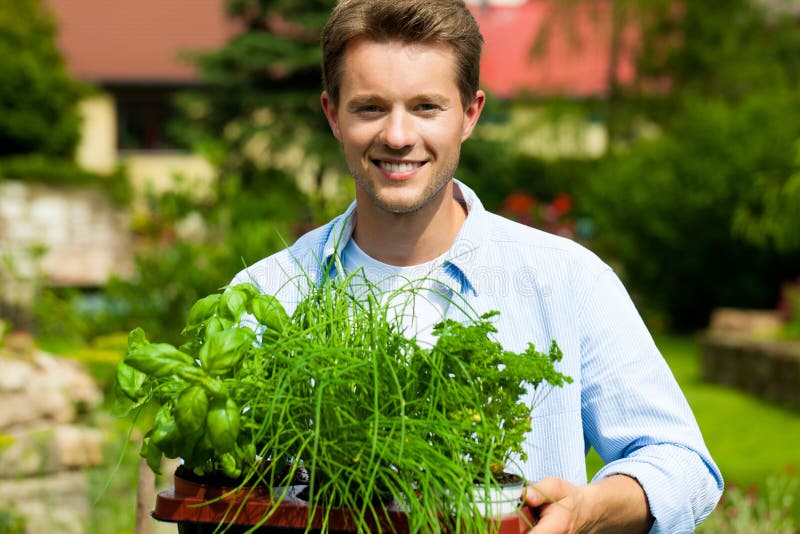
[342,37,456,63]
[339,38,459,87]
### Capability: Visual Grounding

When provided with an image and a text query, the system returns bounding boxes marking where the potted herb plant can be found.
[114,275,571,533]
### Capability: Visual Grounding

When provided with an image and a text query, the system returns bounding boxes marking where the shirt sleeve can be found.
[579,268,723,533]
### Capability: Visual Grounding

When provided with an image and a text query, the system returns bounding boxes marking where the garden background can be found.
[0,0,798,532]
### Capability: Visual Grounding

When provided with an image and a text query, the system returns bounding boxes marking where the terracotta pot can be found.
[153,470,537,533]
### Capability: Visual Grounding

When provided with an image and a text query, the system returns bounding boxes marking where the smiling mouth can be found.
[373,160,425,173]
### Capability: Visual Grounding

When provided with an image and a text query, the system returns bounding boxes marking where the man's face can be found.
[321,39,484,215]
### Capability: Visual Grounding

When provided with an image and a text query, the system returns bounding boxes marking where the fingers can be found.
[521,478,579,534]
[521,477,571,508]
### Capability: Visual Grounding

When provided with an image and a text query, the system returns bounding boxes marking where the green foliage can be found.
[115,278,569,531]
[699,473,799,534]
[635,0,800,105]
[427,315,570,474]
[778,279,800,339]
[0,155,131,205]
[0,0,85,157]
[172,0,345,203]
[0,505,26,534]
[733,141,800,255]
[585,93,800,328]
[74,170,302,344]
[510,0,800,329]
[564,0,800,328]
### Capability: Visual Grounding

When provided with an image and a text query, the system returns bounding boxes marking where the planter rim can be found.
[153,470,537,533]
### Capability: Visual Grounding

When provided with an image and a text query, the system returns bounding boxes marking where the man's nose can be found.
[380,110,416,149]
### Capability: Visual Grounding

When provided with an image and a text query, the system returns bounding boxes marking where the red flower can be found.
[551,193,573,216]
[502,191,536,217]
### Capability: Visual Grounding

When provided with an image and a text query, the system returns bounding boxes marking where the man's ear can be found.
[461,90,486,142]
[320,91,341,142]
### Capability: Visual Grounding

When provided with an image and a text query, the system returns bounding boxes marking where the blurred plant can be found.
[777,277,800,339]
[734,140,800,255]
[501,190,579,239]
[699,470,799,534]
[0,505,26,534]
[85,171,306,344]
[523,0,800,330]
[0,156,131,204]
[585,92,800,329]
[0,0,86,157]
[170,0,347,215]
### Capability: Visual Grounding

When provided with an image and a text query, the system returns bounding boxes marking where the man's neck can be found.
[352,182,467,266]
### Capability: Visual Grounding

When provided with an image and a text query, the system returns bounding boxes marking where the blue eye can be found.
[415,103,444,115]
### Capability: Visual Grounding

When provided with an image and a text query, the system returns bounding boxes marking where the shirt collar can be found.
[320,200,357,280]
[443,180,490,297]
[319,179,490,295]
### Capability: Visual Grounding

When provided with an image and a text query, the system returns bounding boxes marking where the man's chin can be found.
[373,197,425,215]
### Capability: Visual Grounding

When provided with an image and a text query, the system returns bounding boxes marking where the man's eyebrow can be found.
[345,93,453,110]
[346,95,386,111]
[414,93,452,104]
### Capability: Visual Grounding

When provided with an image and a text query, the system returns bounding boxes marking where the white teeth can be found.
[378,161,421,172]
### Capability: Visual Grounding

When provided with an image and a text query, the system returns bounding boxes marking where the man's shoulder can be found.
[482,210,606,271]
[229,219,339,296]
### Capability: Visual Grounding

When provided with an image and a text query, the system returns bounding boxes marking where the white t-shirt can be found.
[340,238,452,347]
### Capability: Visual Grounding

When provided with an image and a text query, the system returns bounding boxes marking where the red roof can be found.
[45,0,238,84]
[47,0,636,96]
[469,1,638,98]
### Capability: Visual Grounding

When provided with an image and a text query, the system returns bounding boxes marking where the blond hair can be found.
[321,0,483,108]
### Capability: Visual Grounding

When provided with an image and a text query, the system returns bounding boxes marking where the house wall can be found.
[74,92,216,201]
[0,182,133,304]
[75,94,116,173]
[481,106,608,159]
[122,152,216,202]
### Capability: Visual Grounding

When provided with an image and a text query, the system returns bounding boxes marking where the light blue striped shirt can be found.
[231,180,723,533]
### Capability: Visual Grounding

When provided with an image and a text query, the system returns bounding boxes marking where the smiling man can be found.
[321,38,483,267]
[230,1,723,532]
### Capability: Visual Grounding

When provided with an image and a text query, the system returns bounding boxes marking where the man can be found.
[231,0,723,531]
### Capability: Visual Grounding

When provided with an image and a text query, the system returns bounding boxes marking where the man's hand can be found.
[521,475,655,534]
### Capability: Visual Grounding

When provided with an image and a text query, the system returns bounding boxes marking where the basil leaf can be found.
[198,327,255,376]
[206,397,240,454]
[124,343,196,378]
[174,385,209,435]
[116,361,147,400]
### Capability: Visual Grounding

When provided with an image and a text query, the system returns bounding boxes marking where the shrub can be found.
[699,472,799,534]
[0,505,26,534]
[585,93,800,329]
[0,0,85,157]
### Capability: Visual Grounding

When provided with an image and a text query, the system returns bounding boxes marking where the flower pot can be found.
[473,477,527,518]
[152,469,537,533]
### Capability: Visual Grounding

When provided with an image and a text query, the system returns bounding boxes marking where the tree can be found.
[0,0,84,157]
[172,0,346,225]
[580,0,800,328]
[90,0,347,343]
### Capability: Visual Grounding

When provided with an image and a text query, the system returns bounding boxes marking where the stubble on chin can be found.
[350,161,458,215]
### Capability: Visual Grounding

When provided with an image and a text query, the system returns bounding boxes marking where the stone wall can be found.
[0,181,133,315]
[0,334,105,533]
[700,308,800,410]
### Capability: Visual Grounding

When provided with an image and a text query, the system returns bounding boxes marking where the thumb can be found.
[522,477,570,508]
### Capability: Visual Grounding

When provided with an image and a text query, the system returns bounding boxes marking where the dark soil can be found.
[473,472,525,486]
